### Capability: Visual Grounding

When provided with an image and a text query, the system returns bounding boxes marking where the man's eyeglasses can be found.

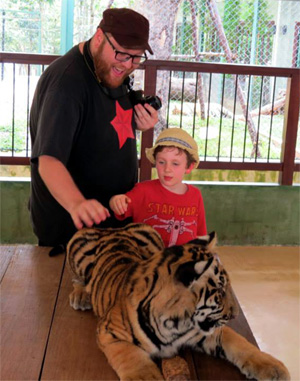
[104,33,147,65]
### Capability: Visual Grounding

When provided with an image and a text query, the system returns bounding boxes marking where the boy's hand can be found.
[109,195,131,215]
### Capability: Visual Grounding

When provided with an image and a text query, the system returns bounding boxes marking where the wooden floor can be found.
[1,245,260,381]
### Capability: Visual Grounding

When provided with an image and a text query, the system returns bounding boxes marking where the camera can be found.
[129,90,162,111]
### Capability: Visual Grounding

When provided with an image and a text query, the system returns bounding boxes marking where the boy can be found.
[109,128,207,247]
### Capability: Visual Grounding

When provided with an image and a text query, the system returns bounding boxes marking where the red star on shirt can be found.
[111,101,135,149]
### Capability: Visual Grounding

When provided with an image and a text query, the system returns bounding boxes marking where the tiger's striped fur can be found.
[67,223,290,381]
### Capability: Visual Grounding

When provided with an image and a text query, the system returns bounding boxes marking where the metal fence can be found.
[0,52,299,185]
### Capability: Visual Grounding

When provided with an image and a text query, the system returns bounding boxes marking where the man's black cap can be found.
[99,8,153,54]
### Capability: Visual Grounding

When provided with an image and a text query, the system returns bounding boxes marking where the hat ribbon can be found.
[156,137,193,149]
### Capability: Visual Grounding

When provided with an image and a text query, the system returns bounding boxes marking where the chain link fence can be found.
[71,0,300,68]
[2,1,299,72]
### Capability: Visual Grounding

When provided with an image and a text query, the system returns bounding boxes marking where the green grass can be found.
[0,120,30,154]
[0,102,295,162]
[167,110,286,160]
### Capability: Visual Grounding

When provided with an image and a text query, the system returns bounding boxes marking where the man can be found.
[29,8,158,248]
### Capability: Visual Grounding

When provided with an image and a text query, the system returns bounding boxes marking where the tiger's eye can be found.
[164,319,175,329]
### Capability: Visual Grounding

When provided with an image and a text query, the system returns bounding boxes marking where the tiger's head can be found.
[135,232,239,353]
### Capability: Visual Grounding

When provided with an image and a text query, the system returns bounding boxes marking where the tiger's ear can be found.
[188,231,217,249]
[207,231,217,251]
[175,257,214,287]
[175,261,198,287]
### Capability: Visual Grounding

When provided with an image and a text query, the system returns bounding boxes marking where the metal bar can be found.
[192,72,199,138]
[143,59,299,78]
[250,0,260,66]
[3,156,295,173]
[267,76,277,162]
[180,71,185,128]
[2,53,299,77]
[255,76,264,161]
[217,73,225,160]
[26,64,30,156]
[11,63,16,156]
[243,74,252,161]
[1,10,5,80]
[0,52,59,65]
[230,74,238,160]
[280,71,300,185]
[198,161,282,171]
[60,0,74,55]
[204,73,212,160]
[166,70,172,128]
[0,157,30,165]
[292,22,300,68]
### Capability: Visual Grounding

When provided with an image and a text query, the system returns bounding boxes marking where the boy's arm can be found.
[109,194,132,216]
[109,182,144,221]
[197,192,207,236]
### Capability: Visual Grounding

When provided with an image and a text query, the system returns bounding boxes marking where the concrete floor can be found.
[218,246,300,381]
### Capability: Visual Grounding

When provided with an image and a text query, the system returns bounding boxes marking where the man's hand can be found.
[38,155,110,230]
[69,199,110,229]
[109,194,131,215]
[134,103,158,131]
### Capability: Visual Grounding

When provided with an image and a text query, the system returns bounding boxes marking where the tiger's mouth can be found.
[198,318,218,332]
[197,313,234,332]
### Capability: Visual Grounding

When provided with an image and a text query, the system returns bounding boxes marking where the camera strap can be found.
[83,38,100,83]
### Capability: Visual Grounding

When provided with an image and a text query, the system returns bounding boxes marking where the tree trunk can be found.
[135,0,182,136]
[188,0,206,120]
[106,0,114,8]
[90,0,95,36]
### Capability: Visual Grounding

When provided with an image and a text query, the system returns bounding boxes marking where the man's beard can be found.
[93,42,132,89]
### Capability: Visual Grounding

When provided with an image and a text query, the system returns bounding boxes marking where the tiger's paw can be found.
[162,356,190,381]
[119,365,164,380]
[241,352,290,381]
[69,282,92,311]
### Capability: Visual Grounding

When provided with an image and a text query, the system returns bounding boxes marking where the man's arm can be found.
[38,155,110,229]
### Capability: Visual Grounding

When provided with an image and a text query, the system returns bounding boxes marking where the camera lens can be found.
[144,96,162,111]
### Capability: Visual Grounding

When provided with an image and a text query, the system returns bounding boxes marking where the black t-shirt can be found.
[29,45,138,246]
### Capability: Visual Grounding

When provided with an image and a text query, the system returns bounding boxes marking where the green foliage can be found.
[167,101,284,161]
[1,0,60,54]
[239,0,272,31]
[174,22,194,56]
[223,0,274,63]
[173,0,275,65]
[223,0,240,47]
[2,0,276,65]
[0,120,29,154]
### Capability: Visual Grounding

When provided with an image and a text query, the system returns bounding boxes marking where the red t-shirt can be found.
[115,179,207,247]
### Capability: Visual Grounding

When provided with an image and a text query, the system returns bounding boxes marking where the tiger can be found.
[67,222,290,381]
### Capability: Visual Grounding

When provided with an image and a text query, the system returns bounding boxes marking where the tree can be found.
[134,0,182,135]
[1,0,60,54]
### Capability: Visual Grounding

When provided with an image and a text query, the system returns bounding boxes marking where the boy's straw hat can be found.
[146,128,199,166]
